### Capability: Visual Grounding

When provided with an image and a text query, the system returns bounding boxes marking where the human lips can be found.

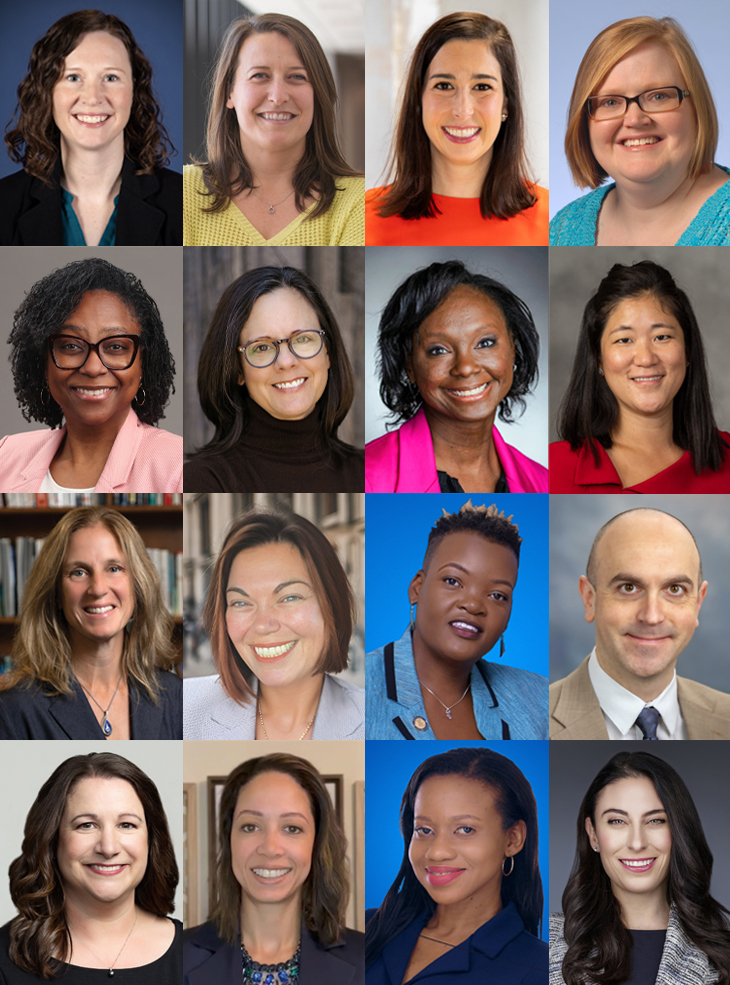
[425,866,465,886]
[619,857,657,872]
[449,619,482,640]
[620,135,661,148]
[252,866,292,882]
[83,604,116,617]
[445,381,493,400]
[73,113,111,127]
[84,862,128,876]
[71,385,116,400]
[272,377,306,392]
[251,641,297,660]
[442,125,481,143]
[258,111,296,122]
[630,374,664,383]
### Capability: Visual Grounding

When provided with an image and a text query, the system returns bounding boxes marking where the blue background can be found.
[365,493,549,678]
[0,0,183,178]
[365,739,550,939]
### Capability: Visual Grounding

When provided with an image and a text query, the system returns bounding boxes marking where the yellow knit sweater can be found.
[183,166,364,245]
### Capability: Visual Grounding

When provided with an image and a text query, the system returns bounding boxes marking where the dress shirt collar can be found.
[588,648,683,738]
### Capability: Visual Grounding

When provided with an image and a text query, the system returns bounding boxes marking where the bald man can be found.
[550,508,730,740]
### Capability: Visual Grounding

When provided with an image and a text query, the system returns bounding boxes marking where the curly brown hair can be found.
[5,10,173,184]
[8,752,178,980]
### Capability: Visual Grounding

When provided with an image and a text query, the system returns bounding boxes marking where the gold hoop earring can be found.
[41,383,51,406]
[502,855,514,876]
[135,384,146,406]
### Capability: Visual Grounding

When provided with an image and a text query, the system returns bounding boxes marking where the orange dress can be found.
[365,184,548,246]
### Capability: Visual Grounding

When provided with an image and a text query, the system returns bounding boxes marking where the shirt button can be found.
[413,716,428,731]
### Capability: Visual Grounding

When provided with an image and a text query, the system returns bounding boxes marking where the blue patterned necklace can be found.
[240,941,300,985]
[76,672,123,736]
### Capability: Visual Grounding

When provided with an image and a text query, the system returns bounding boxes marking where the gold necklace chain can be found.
[74,911,137,977]
[257,700,314,741]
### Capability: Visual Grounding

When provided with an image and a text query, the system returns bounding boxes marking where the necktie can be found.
[635,705,660,740]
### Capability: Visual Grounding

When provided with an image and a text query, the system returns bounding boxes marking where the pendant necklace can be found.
[76,910,137,977]
[77,672,123,736]
[420,681,471,719]
[249,187,295,214]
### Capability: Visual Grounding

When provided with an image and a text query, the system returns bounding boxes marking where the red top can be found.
[549,435,730,493]
[365,185,549,246]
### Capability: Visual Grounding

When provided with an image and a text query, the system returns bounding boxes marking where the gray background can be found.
[550,495,730,693]
[549,741,730,913]
[549,246,730,442]
[365,245,548,467]
[0,247,183,439]
[0,741,183,925]
[549,0,730,218]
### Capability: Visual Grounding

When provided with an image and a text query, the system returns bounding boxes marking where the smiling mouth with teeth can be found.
[252,867,292,878]
[85,605,115,614]
[443,126,481,137]
[619,858,657,870]
[75,115,110,123]
[252,641,297,659]
[446,381,491,397]
[622,137,660,146]
[273,378,306,390]
[259,112,295,121]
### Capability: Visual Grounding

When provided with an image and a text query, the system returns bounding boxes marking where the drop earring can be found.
[409,601,417,631]
[499,635,505,658]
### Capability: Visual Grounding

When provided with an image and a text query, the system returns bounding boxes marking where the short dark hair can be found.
[194,265,354,458]
[374,11,536,220]
[8,752,178,980]
[366,746,543,968]
[211,753,349,947]
[5,10,173,183]
[424,500,523,569]
[556,260,727,474]
[9,258,175,428]
[203,505,355,705]
[377,260,540,426]
[561,752,730,985]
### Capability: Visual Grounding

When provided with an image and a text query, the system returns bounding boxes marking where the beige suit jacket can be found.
[549,655,730,740]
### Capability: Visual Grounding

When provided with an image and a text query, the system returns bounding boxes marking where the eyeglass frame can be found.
[47,333,142,370]
[585,86,691,121]
[237,329,327,368]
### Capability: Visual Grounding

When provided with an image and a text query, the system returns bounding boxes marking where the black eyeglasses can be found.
[586,86,691,121]
[237,330,326,368]
[48,334,142,370]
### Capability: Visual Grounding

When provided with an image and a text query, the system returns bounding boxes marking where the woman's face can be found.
[587,42,696,191]
[407,285,514,427]
[410,530,517,666]
[409,775,524,909]
[421,39,506,177]
[60,524,135,650]
[57,776,148,909]
[230,771,315,907]
[46,290,143,432]
[52,31,134,158]
[226,31,314,159]
[585,776,671,905]
[237,288,330,421]
[225,541,327,690]
[599,293,686,420]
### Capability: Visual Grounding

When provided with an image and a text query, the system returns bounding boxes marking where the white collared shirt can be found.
[588,648,687,740]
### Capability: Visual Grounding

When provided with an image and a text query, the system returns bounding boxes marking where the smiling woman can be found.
[0,257,182,493]
[0,10,181,246]
[0,752,180,983]
[366,500,547,740]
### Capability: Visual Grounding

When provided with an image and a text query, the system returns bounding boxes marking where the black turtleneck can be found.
[184,396,364,492]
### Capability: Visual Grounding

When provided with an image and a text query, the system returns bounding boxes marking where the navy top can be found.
[626,930,666,985]
[366,902,547,984]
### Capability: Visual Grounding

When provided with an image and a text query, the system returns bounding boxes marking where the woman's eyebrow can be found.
[427,72,499,82]
[226,579,311,595]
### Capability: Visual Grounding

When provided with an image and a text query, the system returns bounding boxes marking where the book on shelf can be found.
[1,493,183,508]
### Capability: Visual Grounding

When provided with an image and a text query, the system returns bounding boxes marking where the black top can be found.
[625,929,666,985]
[184,395,364,493]
[437,469,509,493]
[0,669,182,740]
[183,920,364,985]
[0,919,182,985]
[0,159,182,245]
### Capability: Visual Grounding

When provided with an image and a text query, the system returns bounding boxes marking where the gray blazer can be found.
[550,911,719,985]
[183,672,364,739]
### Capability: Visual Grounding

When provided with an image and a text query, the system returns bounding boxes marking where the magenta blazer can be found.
[365,408,547,493]
[0,408,183,493]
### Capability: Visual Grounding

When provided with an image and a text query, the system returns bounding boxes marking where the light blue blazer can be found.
[183,672,364,739]
[365,629,547,740]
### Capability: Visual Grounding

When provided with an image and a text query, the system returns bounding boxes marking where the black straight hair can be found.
[557,261,727,474]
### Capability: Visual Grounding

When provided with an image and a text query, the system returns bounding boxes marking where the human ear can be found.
[695,580,708,625]
[409,570,424,605]
[585,816,598,852]
[578,575,596,624]
[505,818,526,857]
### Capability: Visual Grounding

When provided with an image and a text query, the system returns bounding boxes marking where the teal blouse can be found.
[61,187,119,245]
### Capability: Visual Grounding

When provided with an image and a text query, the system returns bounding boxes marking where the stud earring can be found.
[598,368,604,376]
[501,113,508,121]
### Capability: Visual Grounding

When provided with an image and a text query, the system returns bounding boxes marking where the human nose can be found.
[626,822,648,853]
[87,569,109,597]
[636,591,664,625]
[458,587,486,616]
[95,823,120,858]
[78,344,108,376]
[252,601,281,635]
[425,831,456,861]
[451,346,480,377]
[273,339,299,369]
[452,87,475,120]
[79,78,103,105]
[623,97,651,125]
[632,337,660,366]
[266,75,288,105]
[258,826,285,856]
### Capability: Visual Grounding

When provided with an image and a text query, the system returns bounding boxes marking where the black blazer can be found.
[0,157,182,245]
[0,669,182,739]
[183,921,364,985]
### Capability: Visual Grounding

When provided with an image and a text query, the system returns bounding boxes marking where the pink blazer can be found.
[0,408,183,493]
[365,408,547,493]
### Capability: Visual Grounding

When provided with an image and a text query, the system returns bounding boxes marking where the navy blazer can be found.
[0,158,182,245]
[366,903,547,984]
[0,669,182,739]
[184,921,364,985]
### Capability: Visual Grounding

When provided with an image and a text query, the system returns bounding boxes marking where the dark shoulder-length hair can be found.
[195,264,354,458]
[203,504,355,705]
[561,751,730,985]
[211,753,349,947]
[366,746,543,969]
[556,260,727,474]
[378,259,540,426]
[9,257,175,429]
[8,752,178,980]
[194,14,361,219]
[5,9,173,183]
[375,11,536,221]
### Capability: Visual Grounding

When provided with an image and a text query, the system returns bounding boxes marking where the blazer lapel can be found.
[301,927,356,985]
[48,683,106,739]
[186,931,240,985]
[115,161,165,245]
[394,411,440,493]
[17,175,64,245]
[678,679,730,739]
[95,408,143,491]
[656,907,714,985]
[128,680,164,739]
[550,656,610,740]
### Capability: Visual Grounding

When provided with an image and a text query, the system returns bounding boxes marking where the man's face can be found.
[579,511,706,700]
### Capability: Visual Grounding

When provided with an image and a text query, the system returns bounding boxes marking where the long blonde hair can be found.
[2,507,176,701]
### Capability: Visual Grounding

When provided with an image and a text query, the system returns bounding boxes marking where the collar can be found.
[573,439,694,491]
[240,391,326,460]
[588,649,682,738]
